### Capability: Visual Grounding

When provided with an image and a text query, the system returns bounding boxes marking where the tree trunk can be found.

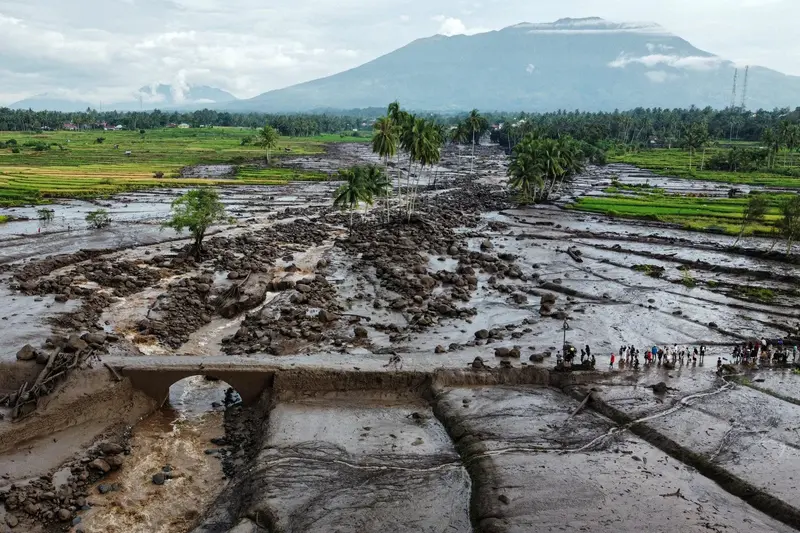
[701,148,706,171]
[349,209,353,234]
[471,131,476,176]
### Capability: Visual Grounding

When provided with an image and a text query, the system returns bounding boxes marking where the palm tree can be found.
[508,140,544,204]
[256,124,279,164]
[450,123,470,176]
[363,164,391,223]
[762,127,780,168]
[371,116,398,219]
[406,119,442,218]
[333,167,371,232]
[465,109,488,176]
[682,122,709,171]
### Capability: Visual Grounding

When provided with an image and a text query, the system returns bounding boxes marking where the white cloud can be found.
[526,63,536,74]
[609,53,725,70]
[438,17,467,35]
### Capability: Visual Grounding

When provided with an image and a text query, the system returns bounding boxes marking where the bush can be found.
[96,137,105,144]
[153,171,165,179]
[240,136,252,146]
[86,209,111,229]
[5,139,17,146]
[11,147,20,154]
[37,208,55,221]
[33,143,50,152]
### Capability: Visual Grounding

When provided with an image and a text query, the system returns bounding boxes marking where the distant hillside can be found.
[10,85,239,112]
[228,17,800,112]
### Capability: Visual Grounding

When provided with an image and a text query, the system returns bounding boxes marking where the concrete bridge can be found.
[107,355,595,407]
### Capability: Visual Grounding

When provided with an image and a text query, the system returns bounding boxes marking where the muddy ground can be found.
[1,142,800,533]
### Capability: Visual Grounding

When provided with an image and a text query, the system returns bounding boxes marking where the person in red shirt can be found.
[609,353,616,368]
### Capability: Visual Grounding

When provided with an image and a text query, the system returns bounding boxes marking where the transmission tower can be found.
[740,65,749,110]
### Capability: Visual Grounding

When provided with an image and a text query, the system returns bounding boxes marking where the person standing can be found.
[610,353,616,368]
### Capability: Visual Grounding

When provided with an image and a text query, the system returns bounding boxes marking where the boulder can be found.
[494,347,511,357]
[471,357,486,369]
[65,334,88,353]
[58,508,72,522]
[219,279,269,319]
[83,331,107,345]
[474,329,490,339]
[353,326,368,339]
[651,382,668,395]
[152,473,166,485]
[16,344,36,361]
[99,441,124,455]
[89,459,111,473]
[480,239,493,251]
[434,345,447,354]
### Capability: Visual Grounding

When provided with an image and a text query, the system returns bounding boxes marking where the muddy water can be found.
[79,377,230,533]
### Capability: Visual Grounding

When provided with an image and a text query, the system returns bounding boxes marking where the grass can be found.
[0,215,9,224]
[0,128,359,206]
[736,286,776,302]
[570,192,788,236]
[609,148,800,188]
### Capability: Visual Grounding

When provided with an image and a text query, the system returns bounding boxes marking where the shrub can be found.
[37,208,55,222]
[96,137,105,144]
[86,209,111,229]
[5,139,17,146]
[153,171,165,179]
[33,143,50,152]
[11,147,20,154]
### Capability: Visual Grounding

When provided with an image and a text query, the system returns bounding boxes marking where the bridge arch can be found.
[122,367,272,407]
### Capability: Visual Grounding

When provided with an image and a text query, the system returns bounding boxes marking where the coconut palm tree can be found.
[450,123,470,177]
[333,167,371,233]
[465,109,488,176]
[762,127,780,168]
[363,164,391,223]
[371,116,398,219]
[256,124,279,164]
[508,140,544,204]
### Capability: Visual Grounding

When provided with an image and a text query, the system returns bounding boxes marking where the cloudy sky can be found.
[0,0,796,105]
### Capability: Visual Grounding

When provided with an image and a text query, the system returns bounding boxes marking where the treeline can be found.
[487,106,800,148]
[0,108,369,136]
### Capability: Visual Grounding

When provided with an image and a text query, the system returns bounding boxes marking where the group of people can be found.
[731,339,798,366]
[608,344,709,370]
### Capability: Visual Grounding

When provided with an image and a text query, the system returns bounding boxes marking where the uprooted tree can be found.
[162,188,229,259]
[85,209,111,229]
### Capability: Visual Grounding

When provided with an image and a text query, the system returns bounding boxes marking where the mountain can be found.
[10,84,238,112]
[230,17,800,112]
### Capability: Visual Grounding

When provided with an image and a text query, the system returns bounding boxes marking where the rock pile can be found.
[0,439,128,529]
[137,274,216,348]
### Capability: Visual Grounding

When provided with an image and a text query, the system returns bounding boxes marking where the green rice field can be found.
[0,128,364,206]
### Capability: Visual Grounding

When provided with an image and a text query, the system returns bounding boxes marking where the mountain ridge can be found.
[226,18,799,112]
[9,85,239,113]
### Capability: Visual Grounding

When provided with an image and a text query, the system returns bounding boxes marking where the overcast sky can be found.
[1,0,796,105]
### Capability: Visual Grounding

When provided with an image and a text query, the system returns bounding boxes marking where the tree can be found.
[762,127,781,168]
[364,165,391,222]
[86,209,111,229]
[371,116,397,219]
[465,109,488,176]
[733,194,768,246]
[507,138,544,204]
[778,195,800,255]
[162,189,228,259]
[333,167,372,232]
[37,208,54,223]
[256,124,279,164]
[450,123,470,176]
[681,122,709,170]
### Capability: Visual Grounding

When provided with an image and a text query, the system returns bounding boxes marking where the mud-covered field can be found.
[1,143,799,533]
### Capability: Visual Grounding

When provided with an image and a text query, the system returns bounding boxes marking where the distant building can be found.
[167,123,178,128]
[63,123,79,131]
[178,123,191,129]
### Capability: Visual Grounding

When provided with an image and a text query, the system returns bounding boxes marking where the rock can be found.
[448,245,459,256]
[58,508,72,521]
[480,239,493,251]
[529,353,545,363]
[435,345,447,354]
[89,459,111,473]
[106,455,125,469]
[471,357,486,369]
[152,473,166,485]
[295,283,312,294]
[83,331,107,345]
[99,441,124,455]
[474,329,490,339]
[509,347,521,358]
[16,344,36,361]
[651,382,668,394]
[317,309,337,323]
[54,294,69,303]
[5,513,18,528]
[510,293,527,304]
[495,347,511,358]
[97,484,114,494]
[36,350,50,364]
[498,494,510,504]
[708,322,718,329]
[499,360,513,368]
[353,326,368,339]
[65,334,89,353]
